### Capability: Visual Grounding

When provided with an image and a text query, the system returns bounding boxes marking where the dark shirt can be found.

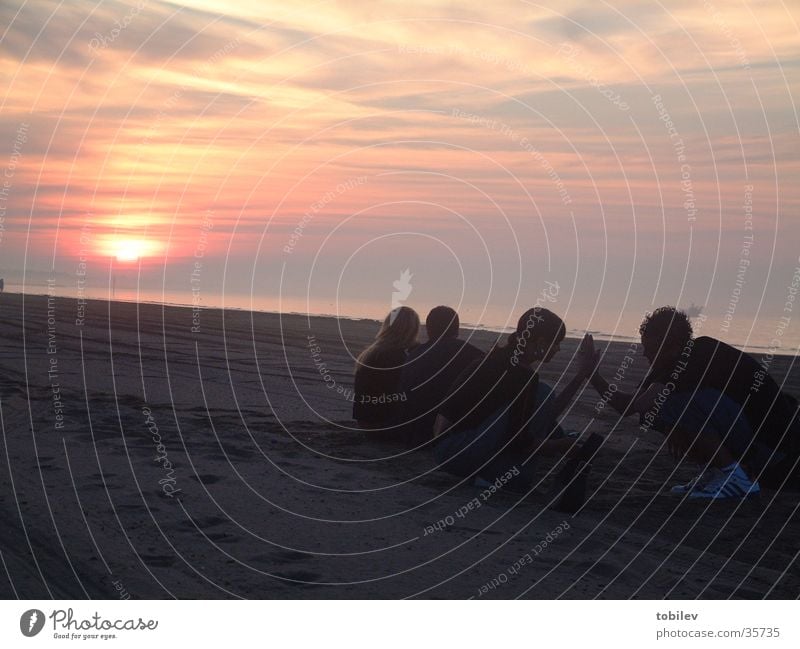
[395,337,484,444]
[353,347,409,426]
[642,336,798,452]
[439,351,539,444]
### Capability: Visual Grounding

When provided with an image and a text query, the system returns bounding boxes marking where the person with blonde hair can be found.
[353,306,420,430]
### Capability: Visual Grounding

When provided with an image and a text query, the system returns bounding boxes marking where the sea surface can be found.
[7,278,799,358]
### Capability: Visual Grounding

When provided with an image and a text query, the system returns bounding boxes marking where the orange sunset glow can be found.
[105,237,161,263]
[0,0,798,346]
[112,240,143,263]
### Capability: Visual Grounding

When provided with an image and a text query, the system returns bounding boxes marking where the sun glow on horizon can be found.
[0,0,797,352]
[100,237,161,263]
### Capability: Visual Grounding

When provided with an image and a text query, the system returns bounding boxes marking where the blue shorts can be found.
[433,382,559,485]
[656,388,784,473]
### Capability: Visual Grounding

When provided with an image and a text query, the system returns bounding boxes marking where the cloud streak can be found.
[0,0,797,344]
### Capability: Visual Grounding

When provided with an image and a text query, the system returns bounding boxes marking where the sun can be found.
[112,238,150,263]
[96,234,162,263]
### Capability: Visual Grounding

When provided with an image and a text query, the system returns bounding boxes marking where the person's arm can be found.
[588,369,637,416]
[551,371,588,417]
[549,334,595,416]
[577,334,638,416]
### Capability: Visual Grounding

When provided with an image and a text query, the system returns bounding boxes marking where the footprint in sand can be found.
[189,474,223,484]
[184,515,229,529]
[91,482,122,490]
[214,448,251,460]
[138,554,176,568]
[271,570,322,586]
[454,526,503,536]
[268,550,310,562]
[90,472,119,480]
[577,561,620,579]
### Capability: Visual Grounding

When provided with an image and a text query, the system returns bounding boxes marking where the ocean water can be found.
[7,278,799,359]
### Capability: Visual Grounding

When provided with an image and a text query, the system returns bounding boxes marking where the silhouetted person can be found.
[433,308,596,489]
[0,278,4,293]
[353,306,419,433]
[394,306,483,447]
[584,306,800,498]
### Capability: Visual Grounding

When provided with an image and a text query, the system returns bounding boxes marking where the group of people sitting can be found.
[352,304,800,500]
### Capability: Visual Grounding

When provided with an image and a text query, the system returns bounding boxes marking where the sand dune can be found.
[0,293,798,599]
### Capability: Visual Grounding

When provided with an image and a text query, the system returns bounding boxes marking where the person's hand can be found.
[577,334,599,378]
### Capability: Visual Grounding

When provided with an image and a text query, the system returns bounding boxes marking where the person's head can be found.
[356,306,419,367]
[639,306,693,370]
[503,307,566,366]
[425,306,460,342]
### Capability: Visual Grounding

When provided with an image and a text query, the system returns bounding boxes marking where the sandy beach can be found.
[0,292,798,599]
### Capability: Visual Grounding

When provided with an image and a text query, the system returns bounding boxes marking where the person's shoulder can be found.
[440,337,481,361]
[694,335,722,349]
[406,341,431,361]
[692,336,746,360]
[457,339,484,357]
[459,352,487,376]
[430,336,482,359]
[694,336,739,352]
[449,351,490,387]
[370,346,408,366]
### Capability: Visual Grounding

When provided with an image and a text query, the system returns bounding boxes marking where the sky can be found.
[1,0,798,347]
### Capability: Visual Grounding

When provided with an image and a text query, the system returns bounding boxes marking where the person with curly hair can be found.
[582,306,800,499]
